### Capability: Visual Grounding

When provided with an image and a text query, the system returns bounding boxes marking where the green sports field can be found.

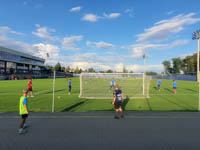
[0,77,198,112]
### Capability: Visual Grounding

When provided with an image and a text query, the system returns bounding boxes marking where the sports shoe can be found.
[18,129,27,134]
[114,116,119,119]
[23,124,29,129]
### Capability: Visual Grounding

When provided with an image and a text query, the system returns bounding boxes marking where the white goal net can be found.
[79,73,150,99]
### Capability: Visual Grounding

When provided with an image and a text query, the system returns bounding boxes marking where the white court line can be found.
[1,89,54,110]
[0,93,198,97]
[0,89,53,96]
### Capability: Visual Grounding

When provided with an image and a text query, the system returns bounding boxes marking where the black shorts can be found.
[173,87,176,89]
[21,114,28,119]
[69,86,71,92]
[114,101,122,109]
[28,88,32,92]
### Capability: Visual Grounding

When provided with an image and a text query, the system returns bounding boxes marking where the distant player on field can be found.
[27,79,34,97]
[18,90,29,134]
[157,79,162,91]
[68,79,72,95]
[66,76,68,81]
[173,80,177,94]
[112,85,124,119]
[110,79,115,90]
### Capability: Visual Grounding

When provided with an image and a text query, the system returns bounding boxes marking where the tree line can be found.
[47,62,158,75]
[162,53,197,74]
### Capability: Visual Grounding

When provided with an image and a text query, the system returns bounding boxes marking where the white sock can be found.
[18,128,23,132]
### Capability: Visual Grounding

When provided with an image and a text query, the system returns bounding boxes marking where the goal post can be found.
[79,73,150,99]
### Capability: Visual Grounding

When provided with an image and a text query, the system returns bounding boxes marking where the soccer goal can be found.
[79,73,150,99]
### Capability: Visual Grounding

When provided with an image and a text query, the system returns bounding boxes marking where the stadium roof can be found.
[0,45,45,62]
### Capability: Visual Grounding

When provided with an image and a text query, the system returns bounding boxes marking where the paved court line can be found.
[1,115,200,119]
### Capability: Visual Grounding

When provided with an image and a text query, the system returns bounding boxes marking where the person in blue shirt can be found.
[18,90,29,134]
[157,79,162,91]
[68,79,72,95]
[173,80,177,94]
[110,79,115,90]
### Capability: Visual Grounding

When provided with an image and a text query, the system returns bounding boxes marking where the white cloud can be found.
[124,9,132,13]
[70,6,81,12]
[35,24,40,28]
[82,14,100,22]
[0,35,61,63]
[103,13,120,19]
[169,39,189,48]
[74,53,100,62]
[179,53,194,58]
[82,12,120,22]
[0,26,23,35]
[127,64,163,72]
[137,13,200,42]
[0,35,34,54]
[86,41,92,47]
[124,8,134,18]
[166,11,174,15]
[128,43,167,58]
[125,39,189,58]
[113,63,164,72]
[114,63,124,72]
[33,43,59,60]
[32,24,56,41]
[70,61,163,72]
[62,35,83,50]
[87,41,114,49]
[71,61,111,70]
[95,41,114,49]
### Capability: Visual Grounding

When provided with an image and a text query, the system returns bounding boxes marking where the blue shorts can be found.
[173,87,176,89]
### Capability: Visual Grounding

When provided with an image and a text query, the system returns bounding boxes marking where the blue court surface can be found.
[1,112,200,150]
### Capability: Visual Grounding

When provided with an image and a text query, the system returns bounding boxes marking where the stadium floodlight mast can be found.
[142,54,146,96]
[192,29,200,111]
[192,30,200,82]
[52,69,56,113]
[45,53,55,113]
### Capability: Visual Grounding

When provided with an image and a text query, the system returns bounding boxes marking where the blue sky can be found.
[0,0,200,72]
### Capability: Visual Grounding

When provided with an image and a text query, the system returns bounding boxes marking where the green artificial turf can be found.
[0,77,198,112]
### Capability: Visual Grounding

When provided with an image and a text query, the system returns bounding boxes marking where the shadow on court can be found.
[164,88,173,93]
[185,88,197,92]
[159,95,193,111]
[153,86,157,90]
[45,89,66,94]
[122,96,130,111]
[146,98,152,111]
[61,100,89,112]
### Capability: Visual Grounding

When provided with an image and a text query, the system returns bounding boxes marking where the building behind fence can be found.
[0,46,73,80]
